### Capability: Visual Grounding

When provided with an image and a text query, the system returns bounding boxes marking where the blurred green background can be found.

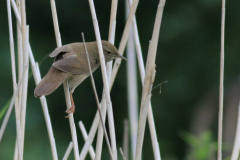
[1,0,240,159]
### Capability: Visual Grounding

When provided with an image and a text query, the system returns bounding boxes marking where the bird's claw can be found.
[65,106,75,114]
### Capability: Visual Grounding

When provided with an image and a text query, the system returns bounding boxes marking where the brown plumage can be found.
[34,40,126,113]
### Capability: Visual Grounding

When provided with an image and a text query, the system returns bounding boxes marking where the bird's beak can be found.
[118,54,127,61]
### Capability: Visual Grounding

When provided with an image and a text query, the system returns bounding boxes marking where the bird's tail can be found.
[34,67,70,97]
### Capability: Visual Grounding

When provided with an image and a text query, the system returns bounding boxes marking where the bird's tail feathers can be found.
[34,67,69,97]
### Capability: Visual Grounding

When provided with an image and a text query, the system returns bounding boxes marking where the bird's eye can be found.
[107,50,111,54]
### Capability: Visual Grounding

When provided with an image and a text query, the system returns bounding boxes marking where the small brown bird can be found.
[34,40,126,113]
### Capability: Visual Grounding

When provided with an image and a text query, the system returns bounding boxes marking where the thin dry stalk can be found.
[7,0,17,89]
[0,64,28,160]
[95,0,118,157]
[120,148,127,160]
[8,64,29,160]
[80,0,137,157]
[95,93,108,160]
[123,119,129,160]
[10,0,21,25]
[8,2,59,158]
[106,99,117,160]
[148,109,161,160]
[50,0,80,159]
[62,142,73,160]
[110,0,139,90]
[134,0,165,159]
[128,0,162,158]
[231,102,240,160]
[29,47,59,160]
[87,1,118,159]
[19,2,27,157]
[135,93,155,160]
[108,0,117,43]
[15,0,22,82]
[82,33,114,160]
[20,24,29,158]
[79,121,95,159]
[79,103,107,160]
[15,0,22,116]
[125,0,139,158]
[50,0,61,46]
[0,0,17,144]
[126,0,143,83]
[134,74,154,160]
[14,0,22,158]
[218,0,225,159]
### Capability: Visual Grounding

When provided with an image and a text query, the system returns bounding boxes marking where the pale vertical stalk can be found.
[13,66,29,160]
[16,0,22,116]
[62,142,73,160]
[20,0,26,52]
[123,120,129,160]
[79,121,95,160]
[82,33,114,160]
[218,0,225,159]
[80,0,133,158]
[147,107,161,160]
[134,93,153,160]
[134,0,165,159]
[88,1,118,159]
[19,0,28,158]
[95,0,118,158]
[231,102,240,160]
[108,0,117,43]
[8,2,59,158]
[106,100,117,160]
[64,83,80,160]
[50,0,61,46]
[127,0,144,85]
[14,0,22,158]
[10,65,29,160]
[110,0,139,90]
[19,23,29,159]
[50,0,79,159]
[125,0,138,158]
[148,109,161,160]
[7,0,17,89]
[79,103,107,160]
[15,0,22,80]
[95,93,108,160]
[80,0,137,158]
[30,50,59,160]
[0,0,17,143]
[80,0,136,157]
[128,0,162,158]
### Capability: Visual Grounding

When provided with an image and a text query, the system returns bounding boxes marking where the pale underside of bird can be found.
[34,40,126,113]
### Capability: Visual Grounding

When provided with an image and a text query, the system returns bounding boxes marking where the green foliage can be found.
[180,131,217,160]
[0,99,10,120]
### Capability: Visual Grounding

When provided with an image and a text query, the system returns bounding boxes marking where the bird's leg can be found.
[65,92,75,114]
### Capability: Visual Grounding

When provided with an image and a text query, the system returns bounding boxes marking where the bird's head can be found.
[101,40,127,62]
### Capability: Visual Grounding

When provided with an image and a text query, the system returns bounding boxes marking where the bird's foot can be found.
[65,106,75,118]
[65,92,75,118]
[65,106,75,114]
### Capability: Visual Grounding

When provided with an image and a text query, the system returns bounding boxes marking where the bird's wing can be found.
[52,52,90,75]
[49,45,69,58]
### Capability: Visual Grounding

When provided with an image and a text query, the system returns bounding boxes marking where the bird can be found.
[34,40,126,113]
